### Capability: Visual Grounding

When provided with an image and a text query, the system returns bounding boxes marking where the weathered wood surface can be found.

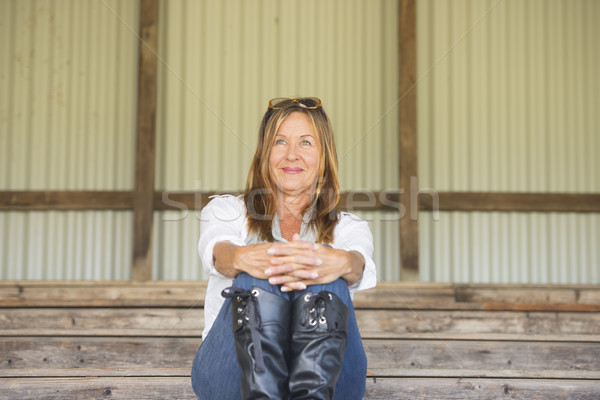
[2,308,599,341]
[2,337,600,379]
[1,281,599,310]
[131,0,159,282]
[398,0,419,281]
[4,190,600,213]
[364,378,600,400]
[0,281,207,307]
[1,282,599,399]
[1,377,599,400]
[0,191,133,210]
[0,337,199,377]
[0,377,197,400]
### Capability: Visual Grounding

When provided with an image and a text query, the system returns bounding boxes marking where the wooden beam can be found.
[154,191,405,211]
[0,191,133,210]
[398,0,418,281]
[132,0,159,281]
[420,192,600,212]
[2,191,599,213]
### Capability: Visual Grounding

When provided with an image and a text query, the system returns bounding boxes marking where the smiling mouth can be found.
[282,167,303,174]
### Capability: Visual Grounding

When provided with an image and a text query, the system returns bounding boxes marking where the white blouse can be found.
[198,195,377,339]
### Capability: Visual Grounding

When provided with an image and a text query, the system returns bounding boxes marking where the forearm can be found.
[340,250,365,286]
[213,241,242,278]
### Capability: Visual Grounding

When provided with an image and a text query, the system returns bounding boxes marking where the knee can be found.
[233,273,284,297]
[233,272,268,290]
[329,278,350,293]
[232,272,254,287]
[320,278,352,304]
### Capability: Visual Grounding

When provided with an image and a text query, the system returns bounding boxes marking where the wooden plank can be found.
[398,0,419,281]
[155,191,405,212]
[364,378,600,400]
[363,339,600,379]
[353,283,600,311]
[0,337,199,377]
[132,0,159,281]
[1,377,197,400]
[0,308,204,337]
[2,190,599,212]
[1,281,599,310]
[2,308,599,341]
[421,192,600,213]
[0,191,133,210]
[3,337,599,379]
[454,284,600,311]
[356,309,600,341]
[1,377,599,400]
[0,282,207,307]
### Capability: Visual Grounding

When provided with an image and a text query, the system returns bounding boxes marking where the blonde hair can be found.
[244,99,340,243]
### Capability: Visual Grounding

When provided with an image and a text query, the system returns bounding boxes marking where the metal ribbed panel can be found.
[154,0,401,281]
[0,0,139,280]
[418,0,600,192]
[0,0,138,190]
[417,0,600,283]
[420,212,600,284]
[0,211,133,280]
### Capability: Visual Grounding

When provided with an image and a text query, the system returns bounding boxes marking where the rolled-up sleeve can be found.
[198,195,247,277]
[333,212,377,293]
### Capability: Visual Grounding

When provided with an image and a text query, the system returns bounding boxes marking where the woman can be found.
[191,97,376,400]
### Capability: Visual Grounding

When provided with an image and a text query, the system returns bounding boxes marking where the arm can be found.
[212,241,242,278]
[198,195,247,277]
[340,250,366,286]
[213,241,273,280]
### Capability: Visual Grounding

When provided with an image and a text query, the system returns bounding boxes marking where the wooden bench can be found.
[1,281,599,399]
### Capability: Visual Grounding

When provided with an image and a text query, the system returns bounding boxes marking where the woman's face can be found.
[269,112,320,199]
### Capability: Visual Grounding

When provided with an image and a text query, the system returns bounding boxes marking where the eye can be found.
[300,139,312,146]
[275,138,286,145]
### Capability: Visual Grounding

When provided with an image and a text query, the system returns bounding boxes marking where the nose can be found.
[286,143,299,160]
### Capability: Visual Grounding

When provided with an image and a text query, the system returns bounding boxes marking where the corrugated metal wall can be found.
[2,0,598,283]
[0,0,138,279]
[417,0,600,283]
[152,0,401,280]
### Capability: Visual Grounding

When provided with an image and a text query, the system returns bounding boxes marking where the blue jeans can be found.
[191,273,367,399]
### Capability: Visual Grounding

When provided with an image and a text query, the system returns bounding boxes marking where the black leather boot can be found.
[222,286,291,400]
[288,291,349,400]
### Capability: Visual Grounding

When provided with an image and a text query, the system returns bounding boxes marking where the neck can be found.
[277,191,312,221]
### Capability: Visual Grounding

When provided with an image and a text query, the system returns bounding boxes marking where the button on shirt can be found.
[198,195,377,339]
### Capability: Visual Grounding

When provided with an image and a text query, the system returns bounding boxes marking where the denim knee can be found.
[233,272,285,297]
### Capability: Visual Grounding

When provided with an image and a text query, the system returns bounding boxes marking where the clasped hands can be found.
[232,233,352,292]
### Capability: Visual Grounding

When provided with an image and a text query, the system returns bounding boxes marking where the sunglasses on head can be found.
[268,97,323,110]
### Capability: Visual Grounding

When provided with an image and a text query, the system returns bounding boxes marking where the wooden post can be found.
[398,0,419,281]
[132,0,159,281]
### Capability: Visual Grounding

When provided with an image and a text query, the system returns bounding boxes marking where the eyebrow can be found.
[275,133,315,138]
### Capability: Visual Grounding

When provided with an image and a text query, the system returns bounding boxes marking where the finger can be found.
[269,254,322,267]
[268,268,318,284]
[268,274,297,285]
[268,241,318,255]
[281,281,308,292]
[264,264,295,276]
